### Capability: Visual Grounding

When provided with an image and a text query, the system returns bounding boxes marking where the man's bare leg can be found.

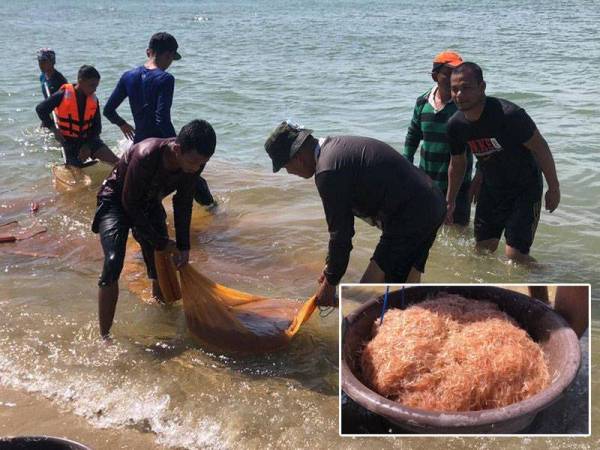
[406,267,422,283]
[475,238,500,253]
[360,260,385,283]
[528,286,549,304]
[98,282,119,338]
[554,286,589,338]
[505,244,537,264]
[151,279,165,304]
[94,145,119,165]
[360,260,422,283]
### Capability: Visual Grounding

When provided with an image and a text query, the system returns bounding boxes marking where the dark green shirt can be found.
[403,88,472,191]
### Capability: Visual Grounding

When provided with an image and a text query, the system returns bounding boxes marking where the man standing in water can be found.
[37,48,68,99]
[264,122,446,306]
[403,50,474,225]
[36,48,68,131]
[92,119,216,338]
[103,32,216,207]
[36,65,119,166]
[446,62,560,262]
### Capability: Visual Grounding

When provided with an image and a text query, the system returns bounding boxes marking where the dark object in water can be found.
[342,285,581,434]
[0,436,91,450]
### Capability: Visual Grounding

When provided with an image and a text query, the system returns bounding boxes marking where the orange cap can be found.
[432,51,463,68]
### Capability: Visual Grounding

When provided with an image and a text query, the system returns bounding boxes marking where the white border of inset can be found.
[338,283,591,438]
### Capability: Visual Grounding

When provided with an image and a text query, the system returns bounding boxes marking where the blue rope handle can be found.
[401,285,405,308]
[379,286,390,325]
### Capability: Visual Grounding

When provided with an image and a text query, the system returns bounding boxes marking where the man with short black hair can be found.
[92,119,217,337]
[446,62,560,261]
[37,48,68,99]
[265,122,446,306]
[404,50,474,225]
[36,65,119,166]
[103,32,215,207]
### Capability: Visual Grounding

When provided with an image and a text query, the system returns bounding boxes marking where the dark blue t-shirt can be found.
[103,66,176,143]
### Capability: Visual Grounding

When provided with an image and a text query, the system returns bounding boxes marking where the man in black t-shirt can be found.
[37,48,68,99]
[37,48,68,131]
[264,122,446,307]
[446,62,560,262]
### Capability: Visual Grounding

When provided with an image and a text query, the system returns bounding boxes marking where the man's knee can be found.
[505,244,536,263]
[406,267,422,283]
[99,250,126,286]
[94,144,119,165]
[360,259,385,283]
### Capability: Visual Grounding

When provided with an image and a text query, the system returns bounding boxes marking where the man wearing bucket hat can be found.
[264,122,447,306]
[103,32,216,207]
[404,50,474,225]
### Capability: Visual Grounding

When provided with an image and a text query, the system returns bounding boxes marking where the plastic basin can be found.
[341,286,581,433]
[0,436,91,450]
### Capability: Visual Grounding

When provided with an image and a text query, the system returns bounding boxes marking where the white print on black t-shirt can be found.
[467,137,503,159]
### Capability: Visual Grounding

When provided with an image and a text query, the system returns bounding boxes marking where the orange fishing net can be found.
[360,293,550,412]
[51,164,92,190]
[154,251,317,353]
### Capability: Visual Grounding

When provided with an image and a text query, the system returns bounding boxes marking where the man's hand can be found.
[163,240,188,269]
[315,278,338,308]
[317,266,327,284]
[545,187,560,212]
[173,249,189,269]
[163,240,180,257]
[524,130,560,214]
[445,153,466,225]
[468,170,483,205]
[53,129,66,145]
[119,123,135,141]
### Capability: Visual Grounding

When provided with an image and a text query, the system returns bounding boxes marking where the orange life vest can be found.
[54,83,98,139]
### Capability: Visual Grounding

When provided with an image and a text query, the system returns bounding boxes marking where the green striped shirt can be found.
[403,88,472,191]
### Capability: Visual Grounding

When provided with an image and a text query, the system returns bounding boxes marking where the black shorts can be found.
[63,137,106,167]
[372,189,446,282]
[92,199,167,286]
[474,180,542,254]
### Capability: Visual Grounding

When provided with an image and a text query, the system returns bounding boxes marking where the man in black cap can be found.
[264,122,447,306]
[104,32,215,207]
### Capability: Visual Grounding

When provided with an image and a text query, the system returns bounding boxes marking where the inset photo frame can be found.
[339,284,590,437]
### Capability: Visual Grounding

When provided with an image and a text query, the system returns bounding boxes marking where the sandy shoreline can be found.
[0,386,169,450]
